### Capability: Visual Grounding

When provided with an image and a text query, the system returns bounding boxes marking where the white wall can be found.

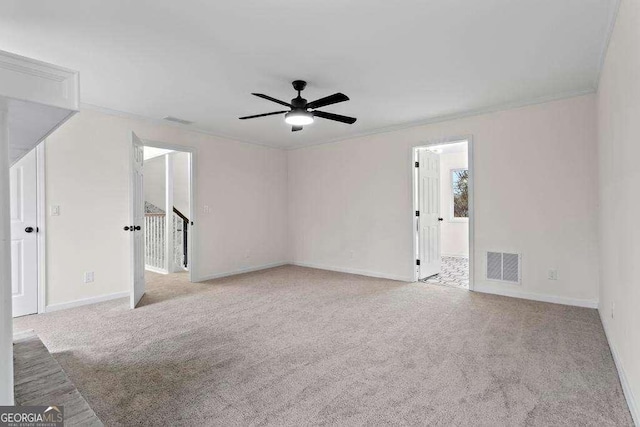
[173,151,190,217]
[288,95,599,306]
[143,152,190,216]
[45,108,288,306]
[143,155,166,210]
[438,150,469,257]
[597,0,640,421]
[45,96,601,310]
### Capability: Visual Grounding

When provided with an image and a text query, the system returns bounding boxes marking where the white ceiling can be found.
[0,0,617,149]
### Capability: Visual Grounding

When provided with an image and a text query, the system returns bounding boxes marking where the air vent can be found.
[486,252,521,284]
[163,116,194,125]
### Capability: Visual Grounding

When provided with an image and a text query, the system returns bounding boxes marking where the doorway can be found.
[413,138,473,289]
[129,133,196,308]
[142,147,191,274]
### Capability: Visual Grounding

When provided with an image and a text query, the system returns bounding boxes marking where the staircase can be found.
[144,203,189,272]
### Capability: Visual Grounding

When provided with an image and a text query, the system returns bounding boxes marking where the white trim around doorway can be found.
[36,143,46,314]
[412,136,475,289]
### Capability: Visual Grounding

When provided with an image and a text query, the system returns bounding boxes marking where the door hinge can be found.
[416,259,421,266]
[415,161,419,167]
[415,211,419,217]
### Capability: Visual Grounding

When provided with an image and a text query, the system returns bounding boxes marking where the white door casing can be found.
[418,149,441,279]
[130,132,145,308]
[10,148,38,317]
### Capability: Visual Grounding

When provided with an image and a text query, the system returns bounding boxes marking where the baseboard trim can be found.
[197,262,289,282]
[291,262,412,282]
[601,315,639,426]
[12,330,36,341]
[45,291,129,313]
[473,284,599,308]
[145,265,168,274]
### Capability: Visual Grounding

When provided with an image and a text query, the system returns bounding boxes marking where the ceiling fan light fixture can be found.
[240,81,356,131]
[284,111,314,126]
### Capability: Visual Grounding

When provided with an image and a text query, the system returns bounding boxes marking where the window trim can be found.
[450,167,469,222]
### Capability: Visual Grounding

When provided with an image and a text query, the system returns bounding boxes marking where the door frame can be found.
[137,138,198,283]
[412,136,475,289]
[35,143,47,313]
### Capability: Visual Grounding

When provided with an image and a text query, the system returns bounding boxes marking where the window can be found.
[451,168,468,219]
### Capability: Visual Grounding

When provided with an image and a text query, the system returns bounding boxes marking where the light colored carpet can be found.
[14,266,633,426]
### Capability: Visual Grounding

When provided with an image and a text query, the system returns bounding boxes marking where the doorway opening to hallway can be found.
[413,139,473,289]
[142,146,192,275]
[129,133,197,309]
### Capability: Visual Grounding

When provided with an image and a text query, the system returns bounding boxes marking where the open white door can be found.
[418,149,441,279]
[10,149,38,317]
[130,133,145,308]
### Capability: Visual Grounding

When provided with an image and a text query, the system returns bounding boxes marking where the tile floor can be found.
[423,256,469,289]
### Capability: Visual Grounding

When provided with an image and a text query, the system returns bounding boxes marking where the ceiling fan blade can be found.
[292,126,303,132]
[313,110,357,124]
[252,93,292,107]
[306,93,349,109]
[239,110,288,120]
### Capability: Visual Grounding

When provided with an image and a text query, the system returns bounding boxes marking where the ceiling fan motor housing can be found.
[291,80,308,109]
[291,98,307,109]
[292,80,307,92]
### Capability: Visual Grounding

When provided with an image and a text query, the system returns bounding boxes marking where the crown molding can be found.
[286,88,596,150]
[0,49,79,111]
[80,102,279,150]
[83,88,595,152]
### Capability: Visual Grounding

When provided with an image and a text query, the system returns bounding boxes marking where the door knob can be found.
[134,226,141,231]
[25,227,34,233]
[438,218,444,221]
[124,226,131,231]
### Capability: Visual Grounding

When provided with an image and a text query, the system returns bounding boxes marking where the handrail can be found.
[173,207,188,223]
[172,207,189,268]
[145,207,188,222]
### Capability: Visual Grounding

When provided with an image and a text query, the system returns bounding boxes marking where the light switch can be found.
[51,205,60,216]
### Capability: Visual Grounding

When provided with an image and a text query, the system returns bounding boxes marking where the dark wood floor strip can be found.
[13,332,103,427]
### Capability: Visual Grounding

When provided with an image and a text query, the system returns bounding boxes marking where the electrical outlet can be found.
[50,205,60,216]
[83,272,94,283]
[548,269,558,280]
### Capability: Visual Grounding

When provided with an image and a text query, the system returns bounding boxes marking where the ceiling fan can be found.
[239,80,357,132]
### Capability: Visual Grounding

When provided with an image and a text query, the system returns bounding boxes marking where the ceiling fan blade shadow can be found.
[306,93,349,109]
[313,110,357,124]
[252,93,292,107]
[239,110,288,120]
[292,126,303,132]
